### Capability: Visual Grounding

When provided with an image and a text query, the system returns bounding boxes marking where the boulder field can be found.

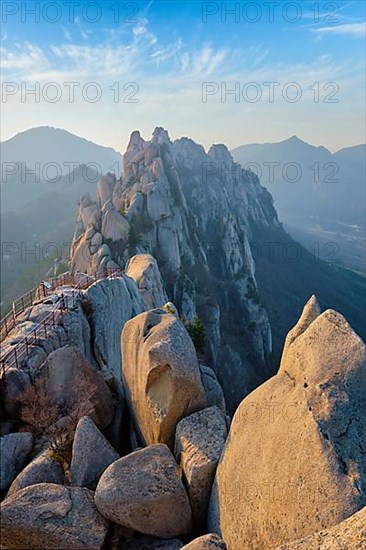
[1,295,365,549]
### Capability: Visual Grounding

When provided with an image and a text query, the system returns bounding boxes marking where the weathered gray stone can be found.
[70,416,119,489]
[71,233,92,273]
[81,203,99,230]
[90,232,103,254]
[0,432,33,495]
[39,345,114,430]
[86,276,145,377]
[7,449,64,497]
[147,182,171,221]
[1,367,30,419]
[102,206,130,243]
[124,191,144,221]
[0,483,108,549]
[123,535,183,549]
[199,365,226,415]
[121,309,207,449]
[181,534,226,549]
[126,254,168,309]
[97,173,116,208]
[95,444,192,538]
[175,406,227,526]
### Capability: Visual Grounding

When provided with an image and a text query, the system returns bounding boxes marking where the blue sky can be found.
[1,0,365,152]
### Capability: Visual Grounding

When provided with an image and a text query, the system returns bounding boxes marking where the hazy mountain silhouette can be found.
[1,166,99,311]
[1,127,122,212]
[232,136,366,273]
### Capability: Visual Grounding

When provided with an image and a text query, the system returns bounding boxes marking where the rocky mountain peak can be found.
[152,126,171,145]
[207,143,234,165]
[69,128,281,410]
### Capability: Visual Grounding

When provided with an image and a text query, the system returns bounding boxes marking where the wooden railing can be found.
[0,267,122,372]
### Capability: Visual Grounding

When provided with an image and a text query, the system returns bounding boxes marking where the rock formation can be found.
[70,127,279,412]
[84,276,145,376]
[126,254,168,309]
[7,449,64,497]
[208,298,366,549]
[175,406,227,526]
[0,483,108,549]
[1,126,365,550]
[181,534,227,549]
[70,416,119,489]
[121,309,207,449]
[0,432,33,496]
[1,283,365,549]
[199,365,226,415]
[275,506,366,549]
[38,345,114,430]
[94,444,192,538]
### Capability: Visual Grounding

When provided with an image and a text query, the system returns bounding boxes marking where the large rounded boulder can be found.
[95,444,192,538]
[121,309,206,448]
[208,298,366,549]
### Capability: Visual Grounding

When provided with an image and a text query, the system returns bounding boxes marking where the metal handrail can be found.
[0,267,122,372]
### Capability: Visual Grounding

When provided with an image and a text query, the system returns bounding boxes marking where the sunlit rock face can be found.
[208,299,366,550]
[275,506,366,549]
[126,254,168,309]
[121,309,207,449]
[70,127,281,412]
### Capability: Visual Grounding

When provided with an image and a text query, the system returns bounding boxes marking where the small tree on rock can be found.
[186,315,206,355]
[18,374,96,463]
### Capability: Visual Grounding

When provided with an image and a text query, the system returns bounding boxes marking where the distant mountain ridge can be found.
[1,126,122,175]
[1,127,122,213]
[231,135,365,227]
[232,136,366,273]
[1,126,122,179]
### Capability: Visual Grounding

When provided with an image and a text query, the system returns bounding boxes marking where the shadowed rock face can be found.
[182,534,227,549]
[121,309,207,449]
[85,276,145,377]
[7,449,64,497]
[38,345,114,430]
[0,432,33,496]
[70,416,119,490]
[0,483,108,550]
[208,298,366,550]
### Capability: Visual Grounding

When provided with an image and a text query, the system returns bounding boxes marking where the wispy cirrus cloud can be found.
[311,22,365,37]
[1,42,50,72]
[1,12,364,152]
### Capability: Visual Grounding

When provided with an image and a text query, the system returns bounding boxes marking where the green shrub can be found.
[103,237,114,249]
[132,213,154,234]
[127,225,143,253]
[186,315,206,354]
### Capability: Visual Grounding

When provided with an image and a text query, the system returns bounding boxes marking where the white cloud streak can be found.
[311,22,365,37]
